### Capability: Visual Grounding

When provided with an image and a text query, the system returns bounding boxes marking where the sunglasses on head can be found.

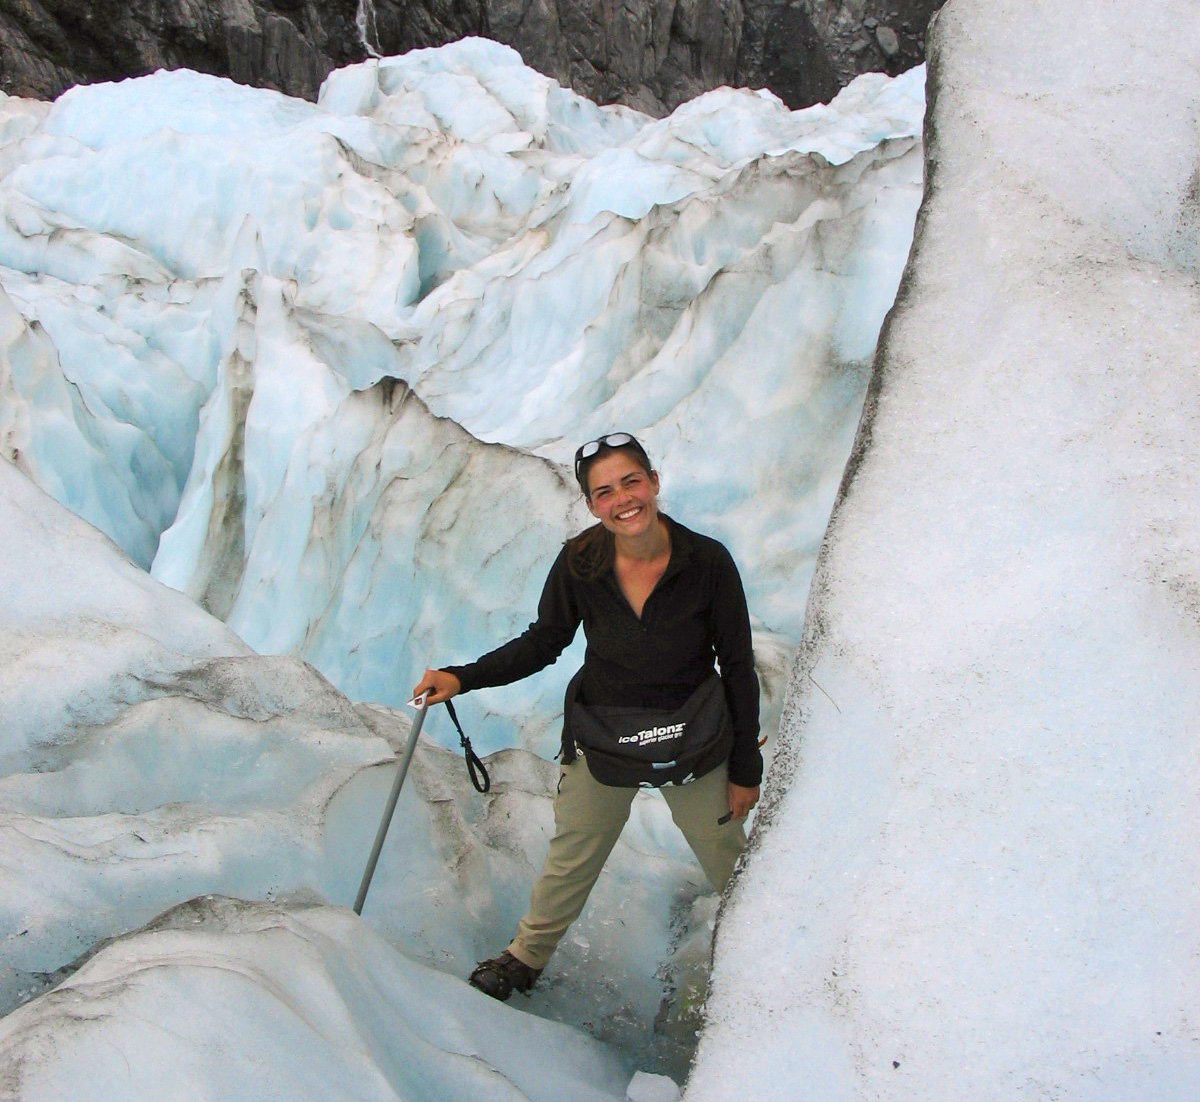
[573,432,644,482]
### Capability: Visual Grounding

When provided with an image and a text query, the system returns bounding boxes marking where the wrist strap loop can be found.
[444,699,490,794]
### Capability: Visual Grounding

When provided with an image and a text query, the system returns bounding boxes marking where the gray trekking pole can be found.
[353,696,429,915]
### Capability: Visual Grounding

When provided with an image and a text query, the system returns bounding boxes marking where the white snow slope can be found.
[689,1,1200,1100]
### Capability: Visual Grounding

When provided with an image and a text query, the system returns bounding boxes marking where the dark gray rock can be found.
[360,0,747,116]
[734,0,840,110]
[0,0,945,112]
[801,0,942,83]
[0,0,362,101]
[875,23,900,57]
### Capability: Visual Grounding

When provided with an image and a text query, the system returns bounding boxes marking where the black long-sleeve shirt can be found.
[445,515,763,787]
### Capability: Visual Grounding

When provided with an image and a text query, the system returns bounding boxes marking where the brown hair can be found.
[565,439,655,580]
[565,522,614,580]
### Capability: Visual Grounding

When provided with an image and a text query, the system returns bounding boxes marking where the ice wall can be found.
[689,1,1200,1099]
[0,42,925,757]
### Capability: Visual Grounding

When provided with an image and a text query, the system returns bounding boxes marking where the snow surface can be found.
[0,896,633,1102]
[688,2,1200,1100]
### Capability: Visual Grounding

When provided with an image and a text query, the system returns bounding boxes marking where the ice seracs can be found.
[0,40,926,758]
[4,12,1196,1101]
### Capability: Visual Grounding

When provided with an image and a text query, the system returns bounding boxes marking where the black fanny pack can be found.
[564,670,734,788]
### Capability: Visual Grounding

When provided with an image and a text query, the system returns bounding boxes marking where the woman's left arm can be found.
[709,543,763,791]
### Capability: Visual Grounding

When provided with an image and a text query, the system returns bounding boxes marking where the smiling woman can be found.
[414,432,763,1003]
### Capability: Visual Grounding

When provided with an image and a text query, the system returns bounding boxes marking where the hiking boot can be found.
[468,950,542,1001]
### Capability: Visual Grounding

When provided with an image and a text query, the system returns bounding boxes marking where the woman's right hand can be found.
[413,668,461,706]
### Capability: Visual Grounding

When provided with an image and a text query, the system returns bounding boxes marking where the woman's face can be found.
[585,450,660,538]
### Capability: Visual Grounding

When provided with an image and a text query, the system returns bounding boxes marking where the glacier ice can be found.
[0,40,925,763]
[0,32,931,1102]
[0,456,722,1090]
[1,10,1194,1102]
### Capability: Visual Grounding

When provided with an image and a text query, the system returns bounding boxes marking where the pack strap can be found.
[444,699,490,794]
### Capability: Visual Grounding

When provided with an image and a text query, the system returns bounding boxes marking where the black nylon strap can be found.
[444,699,490,793]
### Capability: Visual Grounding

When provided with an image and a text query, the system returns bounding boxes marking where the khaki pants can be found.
[506,755,747,970]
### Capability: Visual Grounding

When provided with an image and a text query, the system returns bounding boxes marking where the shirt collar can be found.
[596,512,693,588]
[658,513,694,582]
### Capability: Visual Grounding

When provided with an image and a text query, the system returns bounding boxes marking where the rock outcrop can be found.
[0,0,941,112]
